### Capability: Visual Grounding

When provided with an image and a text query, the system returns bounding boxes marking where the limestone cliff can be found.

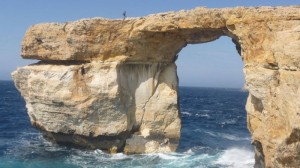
[13,62,179,151]
[12,6,300,167]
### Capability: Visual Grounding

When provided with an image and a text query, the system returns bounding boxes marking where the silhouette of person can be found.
[123,11,127,20]
[80,65,85,75]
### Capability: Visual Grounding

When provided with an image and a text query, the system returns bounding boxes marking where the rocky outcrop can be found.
[13,61,180,152]
[12,6,300,167]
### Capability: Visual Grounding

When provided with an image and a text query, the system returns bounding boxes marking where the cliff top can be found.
[21,6,300,63]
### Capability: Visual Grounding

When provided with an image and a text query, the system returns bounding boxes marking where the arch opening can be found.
[175,36,254,167]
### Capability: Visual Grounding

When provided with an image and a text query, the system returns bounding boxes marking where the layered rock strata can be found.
[12,6,300,167]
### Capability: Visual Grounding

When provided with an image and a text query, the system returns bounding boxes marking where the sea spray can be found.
[214,147,255,168]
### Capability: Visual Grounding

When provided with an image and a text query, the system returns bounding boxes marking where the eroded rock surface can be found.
[12,6,300,167]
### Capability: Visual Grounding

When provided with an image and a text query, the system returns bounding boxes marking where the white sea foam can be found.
[94,149,105,155]
[181,111,192,116]
[203,131,250,141]
[145,152,191,160]
[110,153,129,160]
[220,119,237,125]
[195,113,210,118]
[157,153,179,160]
[220,133,250,141]
[214,147,255,168]
[184,149,194,155]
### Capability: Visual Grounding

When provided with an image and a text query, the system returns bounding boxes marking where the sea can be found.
[0,80,254,168]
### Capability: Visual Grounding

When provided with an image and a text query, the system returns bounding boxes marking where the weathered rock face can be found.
[13,62,180,151]
[12,6,300,167]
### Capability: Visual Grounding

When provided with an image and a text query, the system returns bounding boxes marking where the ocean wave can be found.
[194,129,250,141]
[207,131,250,141]
[181,111,192,117]
[181,111,212,118]
[110,153,131,160]
[214,147,255,168]
[195,113,210,118]
[3,132,254,168]
[183,149,194,155]
[157,153,185,160]
[67,150,195,168]
[145,151,193,160]
[220,119,237,125]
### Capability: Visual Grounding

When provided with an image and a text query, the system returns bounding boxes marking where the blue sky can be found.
[0,0,298,88]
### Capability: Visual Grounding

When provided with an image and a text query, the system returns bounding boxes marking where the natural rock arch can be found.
[13,6,300,167]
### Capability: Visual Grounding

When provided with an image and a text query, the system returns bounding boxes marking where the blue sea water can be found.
[0,81,254,168]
